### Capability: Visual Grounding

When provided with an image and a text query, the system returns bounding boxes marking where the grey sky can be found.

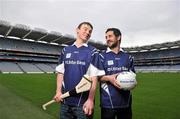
[0,0,179,47]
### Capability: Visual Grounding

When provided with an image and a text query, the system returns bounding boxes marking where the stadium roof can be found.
[0,20,107,50]
[0,20,179,52]
[124,40,180,52]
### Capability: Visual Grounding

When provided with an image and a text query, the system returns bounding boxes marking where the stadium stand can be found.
[128,42,180,72]
[0,20,180,73]
[0,62,23,73]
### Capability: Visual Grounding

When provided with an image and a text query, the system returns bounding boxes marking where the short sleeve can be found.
[55,48,65,74]
[129,55,135,73]
[86,49,105,77]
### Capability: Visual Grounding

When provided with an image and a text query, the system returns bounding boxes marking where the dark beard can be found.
[109,41,119,49]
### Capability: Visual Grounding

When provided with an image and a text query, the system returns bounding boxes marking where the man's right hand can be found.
[100,74,121,89]
[108,74,121,89]
[53,91,63,102]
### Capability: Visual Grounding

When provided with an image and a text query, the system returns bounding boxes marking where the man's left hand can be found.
[83,99,94,116]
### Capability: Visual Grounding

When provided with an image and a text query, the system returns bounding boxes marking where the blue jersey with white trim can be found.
[100,49,135,108]
[56,44,104,106]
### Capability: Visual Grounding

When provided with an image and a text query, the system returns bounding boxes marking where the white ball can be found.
[116,71,137,90]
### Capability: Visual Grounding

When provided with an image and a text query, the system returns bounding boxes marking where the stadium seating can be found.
[0,62,23,73]
[130,48,180,60]
[17,62,44,73]
[131,48,180,72]
[35,63,55,73]
[0,36,179,73]
[0,37,61,54]
[0,37,59,73]
[135,65,180,72]
[0,20,180,73]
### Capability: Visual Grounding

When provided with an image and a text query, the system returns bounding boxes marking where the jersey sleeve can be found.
[55,48,65,74]
[86,49,105,77]
[129,55,135,73]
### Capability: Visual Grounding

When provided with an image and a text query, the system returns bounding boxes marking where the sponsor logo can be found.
[66,53,71,58]
[107,66,128,72]
[65,60,86,65]
[107,60,114,65]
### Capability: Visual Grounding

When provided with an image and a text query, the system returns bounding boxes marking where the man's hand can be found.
[83,99,94,116]
[53,91,63,102]
[107,74,121,89]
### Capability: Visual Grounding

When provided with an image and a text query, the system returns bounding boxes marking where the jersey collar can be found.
[106,47,124,53]
[72,41,88,47]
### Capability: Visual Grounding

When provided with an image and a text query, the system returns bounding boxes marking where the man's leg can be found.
[117,106,132,119]
[101,108,116,119]
[73,106,93,119]
[60,103,74,119]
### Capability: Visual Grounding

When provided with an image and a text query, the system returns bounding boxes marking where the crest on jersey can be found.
[107,60,114,65]
[66,53,71,58]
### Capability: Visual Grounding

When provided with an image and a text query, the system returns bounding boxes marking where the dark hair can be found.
[77,22,93,30]
[106,28,121,37]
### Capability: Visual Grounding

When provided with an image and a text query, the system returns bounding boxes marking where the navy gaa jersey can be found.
[56,43,104,106]
[100,48,135,109]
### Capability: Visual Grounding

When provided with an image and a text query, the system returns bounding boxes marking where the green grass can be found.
[0,73,180,119]
[0,83,55,119]
[133,73,180,119]
[0,74,58,119]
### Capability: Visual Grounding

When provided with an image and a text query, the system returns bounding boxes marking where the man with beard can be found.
[99,28,135,119]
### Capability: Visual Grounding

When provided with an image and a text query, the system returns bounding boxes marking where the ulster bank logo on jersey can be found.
[66,53,71,58]
[107,60,114,65]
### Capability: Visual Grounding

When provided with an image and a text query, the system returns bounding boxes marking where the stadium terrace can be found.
[0,20,180,73]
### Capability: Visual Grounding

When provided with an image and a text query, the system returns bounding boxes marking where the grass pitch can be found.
[0,73,180,119]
